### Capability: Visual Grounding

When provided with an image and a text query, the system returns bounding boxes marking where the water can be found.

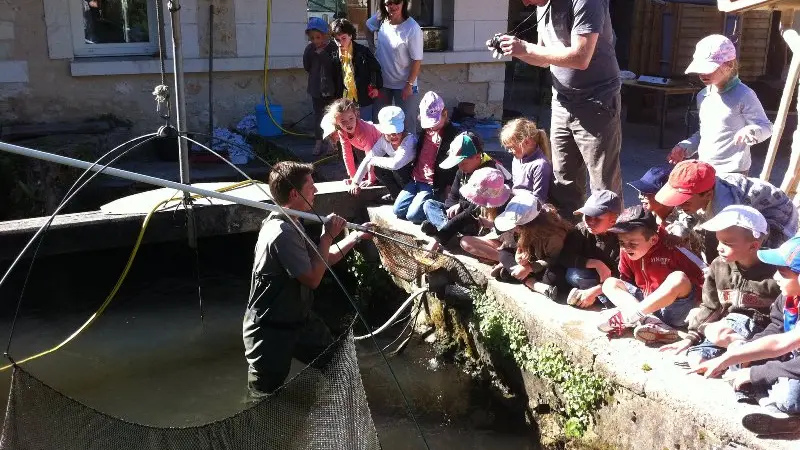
[0,234,539,449]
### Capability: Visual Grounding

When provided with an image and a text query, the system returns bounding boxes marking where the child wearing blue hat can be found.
[691,236,800,436]
[304,17,338,156]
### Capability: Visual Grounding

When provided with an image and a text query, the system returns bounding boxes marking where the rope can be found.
[153,0,171,123]
[354,288,426,341]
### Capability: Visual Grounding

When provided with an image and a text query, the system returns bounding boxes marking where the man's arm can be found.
[501,33,599,70]
[327,231,366,266]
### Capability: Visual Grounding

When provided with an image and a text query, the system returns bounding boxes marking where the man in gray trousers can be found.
[490,0,622,215]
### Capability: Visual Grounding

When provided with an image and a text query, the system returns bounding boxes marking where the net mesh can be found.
[0,331,379,450]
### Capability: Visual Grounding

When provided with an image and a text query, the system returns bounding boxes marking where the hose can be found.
[354,288,426,341]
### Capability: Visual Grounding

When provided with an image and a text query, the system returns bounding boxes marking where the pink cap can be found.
[459,167,511,208]
[419,91,445,129]
[685,34,737,75]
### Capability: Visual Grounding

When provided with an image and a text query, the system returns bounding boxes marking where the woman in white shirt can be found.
[365,0,423,134]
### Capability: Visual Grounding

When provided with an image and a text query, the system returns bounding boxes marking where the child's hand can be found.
[659,338,693,355]
[360,180,374,188]
[668,146,688,164]
[344,178,353,185]
[446,204,462,219]
[515,251,530,266]
[510,264,532,281]
[349,185,361,196]
[688,356,730,378]
[367,85,380,99]
[722,367,752,390]
[478,216,494,228]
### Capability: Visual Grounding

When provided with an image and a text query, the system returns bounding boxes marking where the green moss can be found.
[641,363,652,372]
[471,288,614,438]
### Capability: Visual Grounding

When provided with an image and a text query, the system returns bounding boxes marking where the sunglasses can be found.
[384,0,402,5]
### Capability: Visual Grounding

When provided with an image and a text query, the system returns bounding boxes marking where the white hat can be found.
[685,34,737,75]
[696,204,768,238]
[375,106,405,134]
[321,110,337,139]
[494,190,540,233]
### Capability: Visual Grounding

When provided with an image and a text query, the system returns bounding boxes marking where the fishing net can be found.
[0,330,379,450]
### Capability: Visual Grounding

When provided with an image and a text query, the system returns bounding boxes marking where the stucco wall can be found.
[0,0,507,134]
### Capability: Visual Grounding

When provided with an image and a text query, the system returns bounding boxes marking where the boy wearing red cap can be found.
[655,160,797,251]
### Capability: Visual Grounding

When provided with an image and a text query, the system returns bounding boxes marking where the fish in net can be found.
[0,330,379,450]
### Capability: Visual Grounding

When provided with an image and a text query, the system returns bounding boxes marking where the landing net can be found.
[0,330,379,450]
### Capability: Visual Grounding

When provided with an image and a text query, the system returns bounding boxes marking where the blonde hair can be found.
[500,118,551,161]
[325,98,359,119]
[517,204,573,261]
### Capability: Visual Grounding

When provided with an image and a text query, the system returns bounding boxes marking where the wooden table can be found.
[622,80,701,149]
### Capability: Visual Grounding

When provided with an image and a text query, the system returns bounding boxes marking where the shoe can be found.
[566,288,581,306]
[380,193,394,204]
[490,264,502,278]
[420,220,437,236]
[633,316,680,344]
[742,404,800,436]
[597,309,630,336]
[542,284,557,300]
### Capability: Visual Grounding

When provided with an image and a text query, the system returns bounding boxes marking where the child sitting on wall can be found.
[456,167,512,264]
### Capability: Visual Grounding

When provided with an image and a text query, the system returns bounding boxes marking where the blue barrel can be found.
[255,100,283,137]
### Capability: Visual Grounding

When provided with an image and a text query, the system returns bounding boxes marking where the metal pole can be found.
[208,4,214,142]
[0,140,367,231]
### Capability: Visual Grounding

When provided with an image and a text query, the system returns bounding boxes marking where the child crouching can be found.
[457,167,512,264]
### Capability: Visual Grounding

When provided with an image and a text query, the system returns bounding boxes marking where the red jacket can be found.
[619,241,705,297]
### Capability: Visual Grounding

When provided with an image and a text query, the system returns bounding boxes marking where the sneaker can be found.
[566,288,581,306]
[597,309,630,336]
[420,220,437,236]
[633,316,680,344]
[379,193,394,204]
[543,285,558,300]
[742,404,800,436]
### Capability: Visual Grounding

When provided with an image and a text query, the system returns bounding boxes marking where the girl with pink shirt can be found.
[323,99,381,185]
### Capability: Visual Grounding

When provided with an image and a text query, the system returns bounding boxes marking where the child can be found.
[457,168,513,264]
[420,130,511,244]
[350,106,416,200]
[559,190,622,309]
[660,206,779,367]
[303,17,338,157]
[393,91,459,223]
[499,118,553,203]
[690,236,800,436]
[494,194,572,299]
[330,19,383,122]
[598,205,705,344]
[476,189,541,272]
[668,34,772,175]
[323,98,381,187]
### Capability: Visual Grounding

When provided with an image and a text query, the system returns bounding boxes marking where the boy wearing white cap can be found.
[661,205,780,365]
[350,106,417,200]
[668,34,772,175]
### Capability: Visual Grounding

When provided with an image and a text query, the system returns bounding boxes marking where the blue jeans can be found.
[393,181,432,223]
[766,378,800,414]
[687,313,763,360]
[375,88,419,135]
[565,268,610,305]
[422,199,448,230]
[619,280,696,328]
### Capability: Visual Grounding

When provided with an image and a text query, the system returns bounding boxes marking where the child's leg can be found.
[601,277,643,313]
[625,271,691,321]
[421,198,448,229]
[393,182,419,219]
[705,313,759,348]
[460,236,501,262]
[373,166,402,198]
[407,186,434,223]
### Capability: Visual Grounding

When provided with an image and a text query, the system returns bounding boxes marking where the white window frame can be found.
[70,0,160,57]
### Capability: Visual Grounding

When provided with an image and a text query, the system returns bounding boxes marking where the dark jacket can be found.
[749,295,800,387]
[331,42,383,107]
[556,222,620,274]
[413,122,460,199]
[303,41,337,98]
[686,257,780,344]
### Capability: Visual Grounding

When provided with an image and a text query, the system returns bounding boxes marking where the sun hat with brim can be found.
[439,133,479,169]
[696,204,768,239]
[628,164,672,195]
[655,160,717,207]
[607,205,657,234]
[574,190,622,217]
[494,190,540,233]
[757,236,800,274]
[459,167,511,208]
[376,106,405,134]
[685,34,737,75]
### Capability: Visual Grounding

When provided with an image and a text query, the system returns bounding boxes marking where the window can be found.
[307,0,371,40]
[71,0,159,57]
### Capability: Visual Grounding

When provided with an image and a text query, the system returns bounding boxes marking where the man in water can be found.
[243,161,372,397]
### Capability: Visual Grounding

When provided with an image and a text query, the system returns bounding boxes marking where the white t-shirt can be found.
[366,14,423,90]
[353,134,417,184]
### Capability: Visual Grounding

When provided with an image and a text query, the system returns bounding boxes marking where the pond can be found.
[0,234,540,449]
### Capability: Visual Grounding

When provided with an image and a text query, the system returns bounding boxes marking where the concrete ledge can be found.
[366,204,796,450]
[0,61,28,83]
[0,181,385,260]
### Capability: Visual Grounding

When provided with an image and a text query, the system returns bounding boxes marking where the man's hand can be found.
[587,259,612,282]
[358,222,375,241]
[668,146,688,164]
[510,264,532,281]
[322,214,346,240]
[688,355,730,378]
[723,368,752,390]
[401,83,413,101]
[498,35,529,58]
[659,338,693,355]
[367,85,380,99]
[446,204,461,219]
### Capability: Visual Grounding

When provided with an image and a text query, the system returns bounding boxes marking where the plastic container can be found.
[473,120,501,141]
[255,99,283,137]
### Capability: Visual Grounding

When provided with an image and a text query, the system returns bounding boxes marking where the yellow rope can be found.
[0,180,264,371]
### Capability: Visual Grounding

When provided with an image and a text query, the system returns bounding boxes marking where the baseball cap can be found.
[757,236,800,273]
[654,160,717,207]
[629,165,673,195]
[306,17,329,34]
[696,205,768,239]
[375,106,405,134]
[574,190,622,217]
[439,132,479,169]
[419,91,445,129]
[607,205,657,234]
[685,34,737,75]
[494,190,541,233]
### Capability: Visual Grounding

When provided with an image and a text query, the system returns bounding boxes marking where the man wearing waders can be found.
[244,161,372,397]
[489,0,623,217]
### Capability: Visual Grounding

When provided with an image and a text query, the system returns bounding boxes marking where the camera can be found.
[489,33,503,53]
